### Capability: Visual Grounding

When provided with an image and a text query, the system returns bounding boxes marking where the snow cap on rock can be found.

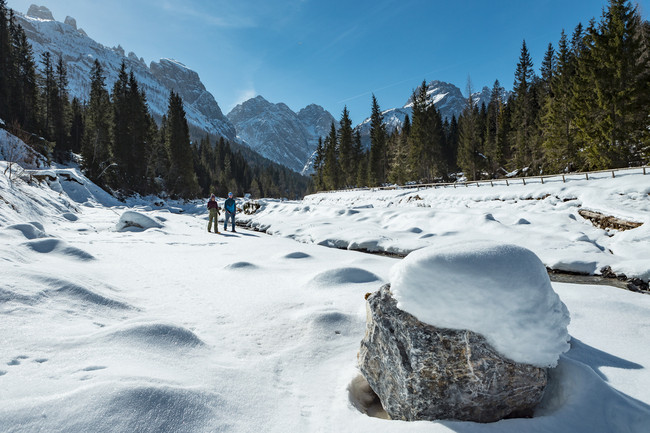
[390,241,571,367]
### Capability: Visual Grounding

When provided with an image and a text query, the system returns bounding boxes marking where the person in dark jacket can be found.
[224,192,236,232]
[207,194,220,233]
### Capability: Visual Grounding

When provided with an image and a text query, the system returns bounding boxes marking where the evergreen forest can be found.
[312,0,650,191]
[0,0,308,199]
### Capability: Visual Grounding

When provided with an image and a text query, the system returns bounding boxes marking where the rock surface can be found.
[358,285,548,422]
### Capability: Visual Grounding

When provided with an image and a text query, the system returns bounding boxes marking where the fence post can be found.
[586,173,589,180]
[523,178,526,185]
[506,179,509,186]
[562,174,566,183]
[644,167,647,175]
[612,170,615,178]
[490,181,494,187]
[541,177,544,184]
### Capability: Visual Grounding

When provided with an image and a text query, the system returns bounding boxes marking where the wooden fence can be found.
[318,166,649,194]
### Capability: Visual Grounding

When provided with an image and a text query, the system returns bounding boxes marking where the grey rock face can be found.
[27,5,54,21]
[359,285,548,423]
[227,96,335,174]
[64,16,77,30]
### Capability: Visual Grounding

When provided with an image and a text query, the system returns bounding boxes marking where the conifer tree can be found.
[164,90,200,198]
[368,94,387,186]
[457,80,484,181]
[322,122,339,190]
[39,51,56,140]
[0,0,11,121]
[542,30,581,172]
[573,0,650,168]
[337,106,355,186]
[484,80,505,176]
[52,55,70,155]
[69,97,84,154]
[510,40,541,172]
[311,136,325,190]
[8,20,38,132]
[81,60,113,183]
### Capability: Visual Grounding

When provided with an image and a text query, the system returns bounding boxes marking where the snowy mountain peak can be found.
[26,4,54,21]
[15,8,236,141]
[227,97,335,174]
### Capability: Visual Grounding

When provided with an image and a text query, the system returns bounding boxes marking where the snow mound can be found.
[283,251,312,259]
[45,279,132,310]
[310,267,381,286]
[224,261,258,270]
[390,242,571,367]
[116,211,163,232]
[22,238,95,261]
[106,323,206,349]
[4,222,48,240]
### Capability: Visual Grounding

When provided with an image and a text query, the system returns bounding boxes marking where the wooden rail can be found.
[317,165,649,194]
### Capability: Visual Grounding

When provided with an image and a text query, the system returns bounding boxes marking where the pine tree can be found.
[69,97,84,154]
[573,0,650,168]
[0,0,11,121]
[81,60,113,183]
[542,30,581,172]
[311,136,325,190]
[457,79,484,181]
[322,122,339,190]
[8,20,38,132]
[368,94,387,186]
[484,80,505,176]
[39,51,56,140]
[52,55,70,155]
[164,90,200,198]
[337,106,355,186]
[510,40,541,172]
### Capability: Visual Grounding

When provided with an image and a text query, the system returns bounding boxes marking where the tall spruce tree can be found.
[510,40,541,172]
[164,90,200,198]
[484,80,506,176]
[457,80,484,181]
[81,60,113,183]
[542,30,581,172]
[368,94,387,186]
[337,106,355,186]
[52,55,70,154]
[8,20,38,132]
[573,0,650,168]
[322,122,339,190]
[69,97,84,154]
[0,0,10,121]
[39,51,56,140]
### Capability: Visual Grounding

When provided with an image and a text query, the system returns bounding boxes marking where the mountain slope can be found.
[227,96,335,174]
[355,80,492,148]
[14,6,236,140]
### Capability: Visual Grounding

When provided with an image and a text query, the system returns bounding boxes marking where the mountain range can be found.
[15,4,496,175]
[227,96,335,174]
[354,81,492,149]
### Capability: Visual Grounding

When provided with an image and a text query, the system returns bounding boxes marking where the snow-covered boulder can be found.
[358,242,571,422]
[115,211,163,232]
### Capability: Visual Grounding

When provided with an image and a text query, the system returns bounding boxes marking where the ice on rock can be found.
[390,241,571,367]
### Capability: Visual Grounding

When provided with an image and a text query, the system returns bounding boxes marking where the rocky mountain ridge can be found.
[15,5,237,141]
[227,96,335,174]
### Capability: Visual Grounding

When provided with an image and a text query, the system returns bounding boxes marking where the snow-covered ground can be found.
[241,170,650,282]
[1,154,650,432]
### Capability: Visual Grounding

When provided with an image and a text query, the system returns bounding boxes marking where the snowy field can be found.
[1,159,650,432]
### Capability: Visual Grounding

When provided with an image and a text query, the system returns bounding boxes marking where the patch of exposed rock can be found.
[359,284,548,422]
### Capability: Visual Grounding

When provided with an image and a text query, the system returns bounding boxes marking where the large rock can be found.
[358,285,548,423]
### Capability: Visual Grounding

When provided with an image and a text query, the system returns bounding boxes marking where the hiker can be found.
[224,192,236,232]
[207,194,220,234]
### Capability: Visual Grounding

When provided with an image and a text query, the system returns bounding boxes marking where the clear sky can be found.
[7,0,650,125]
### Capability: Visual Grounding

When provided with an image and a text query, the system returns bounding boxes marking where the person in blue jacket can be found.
[224,192,237,232]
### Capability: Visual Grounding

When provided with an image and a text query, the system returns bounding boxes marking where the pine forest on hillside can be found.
[0,0,307,200]
[1,0,649,199]
[313,0,650,191]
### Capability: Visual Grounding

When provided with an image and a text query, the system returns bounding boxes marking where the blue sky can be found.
[7,0,650,125]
